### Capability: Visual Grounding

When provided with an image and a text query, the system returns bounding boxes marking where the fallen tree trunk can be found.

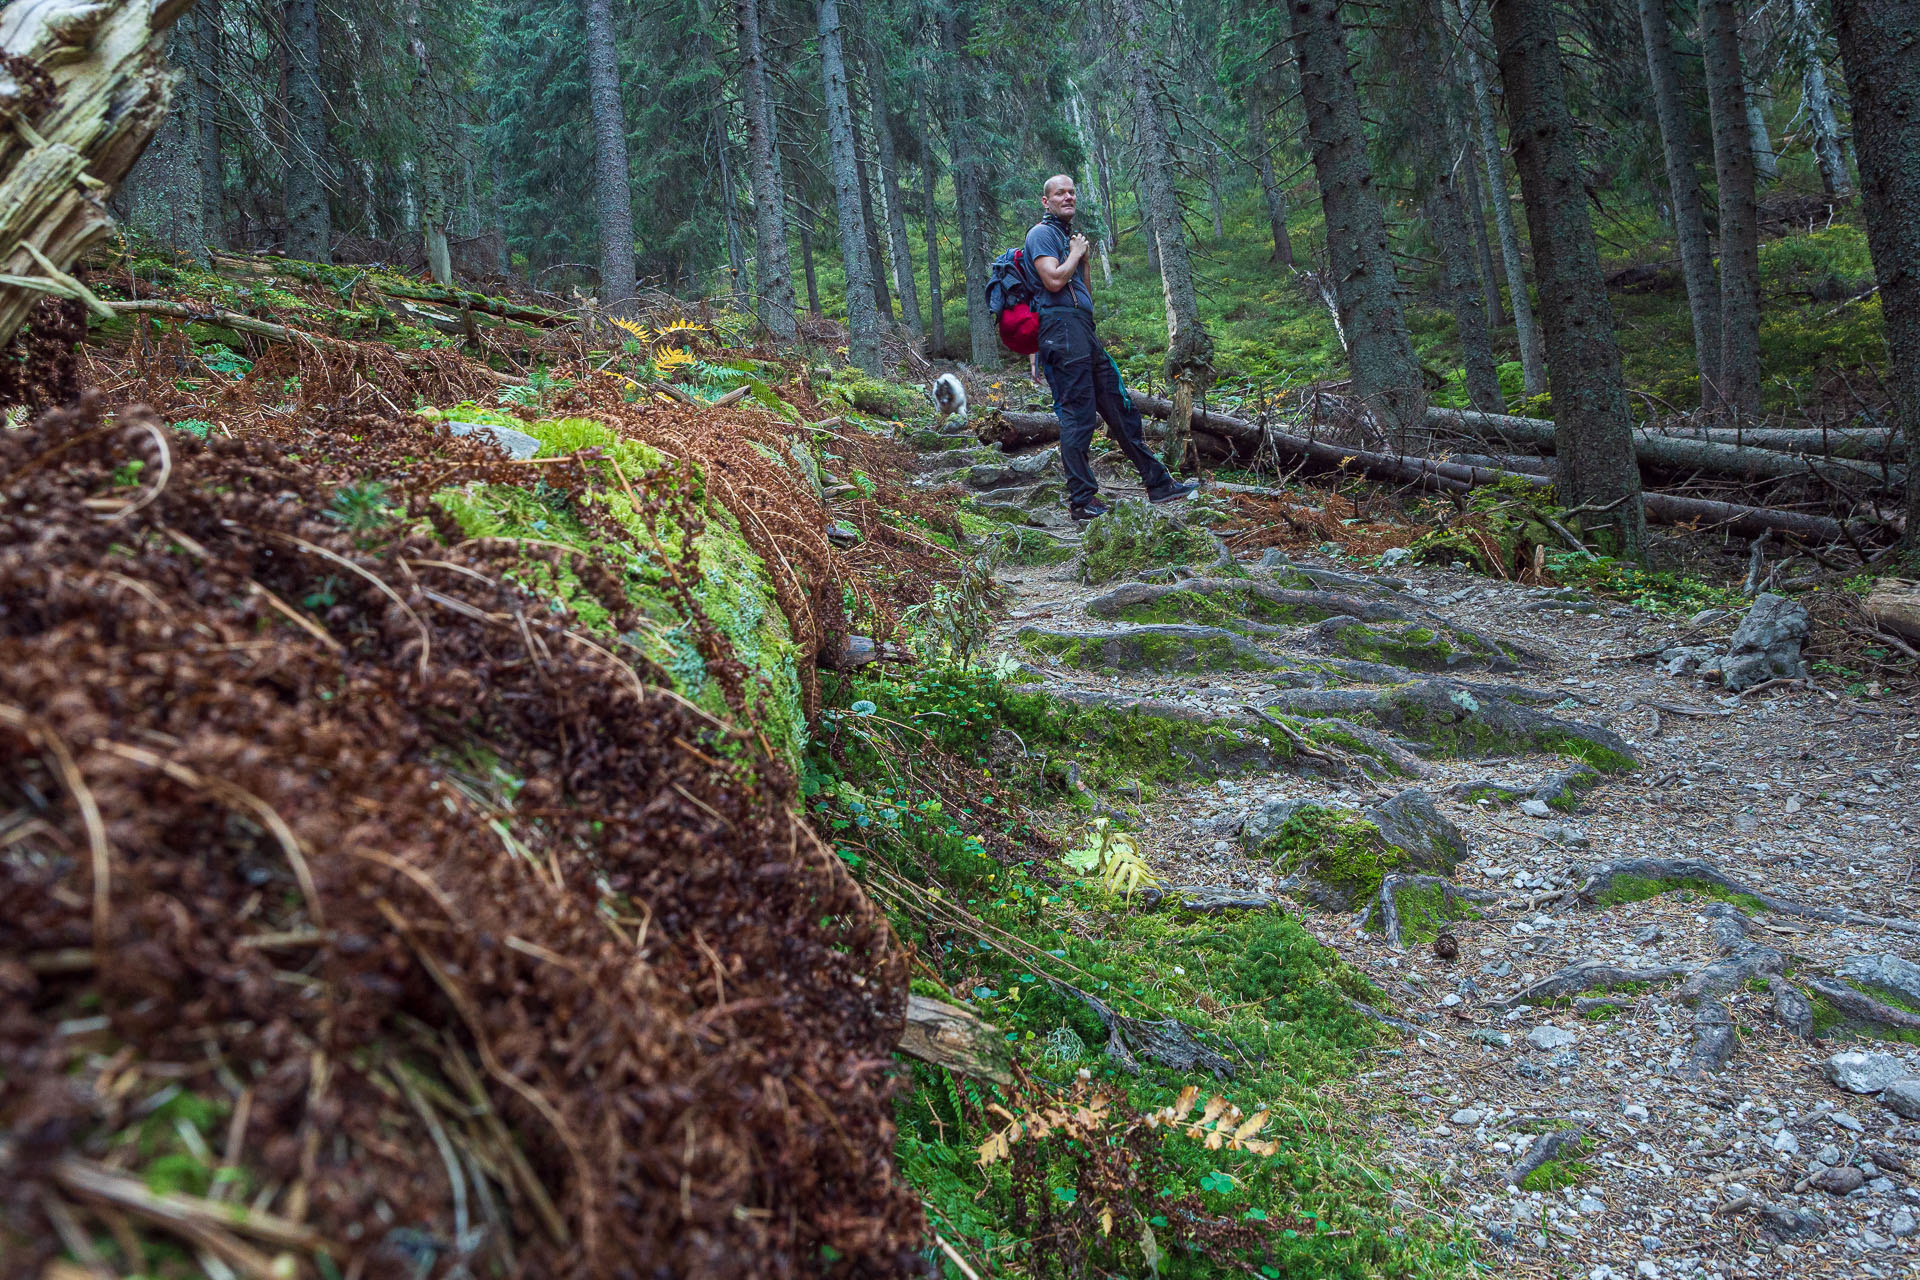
[0,0,189,346]
[898,994,1011,1086]
[1428,408,1901,486]
[1865,579,1920,641]
[981,401,1865,542]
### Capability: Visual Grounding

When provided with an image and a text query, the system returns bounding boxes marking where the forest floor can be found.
[930,424,1920,1280]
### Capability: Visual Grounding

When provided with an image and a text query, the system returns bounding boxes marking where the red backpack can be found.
[986,247,1042,355]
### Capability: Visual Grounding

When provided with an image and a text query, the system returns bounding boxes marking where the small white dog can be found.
[932,373,967,427]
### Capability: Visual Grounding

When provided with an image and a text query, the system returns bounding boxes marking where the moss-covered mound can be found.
[1079,497,1220,584]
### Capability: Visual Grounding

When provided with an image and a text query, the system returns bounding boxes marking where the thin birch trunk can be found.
[853,129,893,322]
[1638,0,1725,411]
[1790,0,1850,198]
[818,0,881,372]
[1458,0,1545,395]
[1741,20,1779,182]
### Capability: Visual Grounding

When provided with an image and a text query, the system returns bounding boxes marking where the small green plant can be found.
[172,418,214,439]
[111,458,147,488]
[325,480,397,534]
[1063,816,1157,899]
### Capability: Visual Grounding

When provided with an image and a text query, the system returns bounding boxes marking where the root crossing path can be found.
[949,442,1920,1278]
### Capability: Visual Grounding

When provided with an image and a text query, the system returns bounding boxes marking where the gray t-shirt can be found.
[1024,219,1094,312]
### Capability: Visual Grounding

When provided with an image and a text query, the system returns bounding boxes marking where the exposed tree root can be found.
[1055,982,1237,1078]
[1802,978,1920,1036]
[1569,857,1920,936]
[1137,884,1286,913]
[1376,875,1499,949]
[1493,959,1698,1010]
[1506,1125,1586,1187]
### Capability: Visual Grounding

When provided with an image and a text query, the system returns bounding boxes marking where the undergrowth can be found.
[805,664,1473,1277]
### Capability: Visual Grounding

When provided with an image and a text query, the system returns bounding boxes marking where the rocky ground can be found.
[923,429,1920,1280]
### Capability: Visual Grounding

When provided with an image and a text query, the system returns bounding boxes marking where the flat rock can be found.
[1760,1204,1825,1237]
[1770,978,1815,1038]
[1822,1050,1911,1094]
[1807,1165,1865,1195]
[1527,1025,1577,1051]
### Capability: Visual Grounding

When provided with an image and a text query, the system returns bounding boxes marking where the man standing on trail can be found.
[1027,174,1197,521]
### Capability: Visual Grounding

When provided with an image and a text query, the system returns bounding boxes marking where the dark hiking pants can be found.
[1037,308,1173,509]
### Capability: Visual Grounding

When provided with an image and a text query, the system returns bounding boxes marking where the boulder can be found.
[1365,788,1467,872]
[1821,1050,1911,1095]
[446,418,541,460]
[1717,593,1809,691]
[1881,1079,1920,1121]
[1240,798,1312,851]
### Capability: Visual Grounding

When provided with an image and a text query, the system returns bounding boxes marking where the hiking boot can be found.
[1148,479,1201,504]
[1069,500,1110,522]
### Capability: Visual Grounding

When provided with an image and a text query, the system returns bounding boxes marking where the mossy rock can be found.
[1017,624,1285,673]
[823,368,922,419]
[1316,618,1518,672]
[1008,687,1293,789]
[992,527,1078,566]
[1252,790,1464,912]
[1085,577,1408,631]
[1078,498,1219,585]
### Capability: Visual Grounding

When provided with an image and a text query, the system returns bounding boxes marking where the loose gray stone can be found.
[1882,1079,1920,1120]
[1451,1108,1484,1125]
[1891,1209,1917,1238]
[1527,1025,1577,1051]
[1718,593,1810,692]
[1690,1000,1737,1073]
[1656,645,1716,678]
[1622,1103,1649,1121]
[1809,1165,1865,1195]
[1834,1111,1864,1132]
[1823,1051,1911,1095]
[1519,798,1552,818]
[1240,797,1312,850]
[1761,1204,1825,1237]
[1634,926,1662,945]
[1539,823,1590,847]
[445,419,541,460]
[1471,1029,1513,1048]
[1818,1144,1844,1166]
[1689,608,1730,627]
[1771,1129,1800,1156]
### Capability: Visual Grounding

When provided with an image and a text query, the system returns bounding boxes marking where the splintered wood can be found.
[0,0,188,346]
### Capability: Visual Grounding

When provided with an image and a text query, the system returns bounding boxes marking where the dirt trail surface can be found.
[934,434,1920,1280]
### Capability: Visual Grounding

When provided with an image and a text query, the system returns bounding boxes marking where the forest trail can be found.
[929,428,1920,1278]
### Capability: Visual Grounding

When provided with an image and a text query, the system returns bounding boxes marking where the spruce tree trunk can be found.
[853,137,893,322]
[1791,0,1851,198]
[864,51,923,339]
[1205,140,1226,240]
[583,0,636,309]
[1460,127,1503,329]
[283,0,330,264]
[1489,0,1648,557]
[1702,0,1763,424]
[939,8,997,367]
[406,1,451,285]
[119,7,210,264]
[1458,0,1545,395]
[917,90,945,354]
[798,210,822,317]
[196,0,225,250]
[735,0,797,337]
[1638,0,1725,411]
[1118,0,1212,471]
[1288,0,1425,442]
[818,0,881,373]
[1428,188,1505,412]
[1829,0,1920,545]
[1246,79,1294,268]
[716,122,747,305]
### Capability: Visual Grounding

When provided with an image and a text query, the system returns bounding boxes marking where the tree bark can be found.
[818,0,881,373]
[1119,0,1213,473]
[797,210,822,318]
[1205,139,1226,240]
[1830,0,1920,545]
[734,0,797,338]
[853,127,892,323]
[1790,0,1851,198]
[1457,0,1545,396]
[283,0,330,264]
[583,0,636,309]
[1460,128,1502,329]
[1490,0,1647,556]
[864,49,922,340]
[1067,89,1114,283]
[1702,0,1764,425]
[939,7,997,366]
[117,6,210,264]
[1246,77,1294,268]
[1741,19,1779,182]
[1289,0,1425,442]
[715,117,748,306]
[1637,0,1725,413]
[917,87,945,354]
[405,1,451,286]
[195,0,224,250]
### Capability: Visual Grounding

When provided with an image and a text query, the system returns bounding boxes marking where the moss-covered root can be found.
[1802,978,1920,1042]
[1085,577,1410,629]
[1571,857,1920,937]
[1509,1129,1589,1190]
[1263,680,1637,771]
[1010,684,1295,783]
[1491,958,1697,1010]
[1018,623,1287,674]
[1374,874,1498,948]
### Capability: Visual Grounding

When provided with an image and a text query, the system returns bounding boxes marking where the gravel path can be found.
[941,441,1920,1280]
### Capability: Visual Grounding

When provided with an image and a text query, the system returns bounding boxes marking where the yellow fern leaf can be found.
[608,316,651,342]
[1170,1084,1200,1121]
[1233,1110,1271,1142]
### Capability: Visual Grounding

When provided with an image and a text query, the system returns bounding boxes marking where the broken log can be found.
[1427,408,1900,487]
[0,0,190,346]
[1865,579,1920,642]
[898,994,1012,1086]
[981,398,1865,543]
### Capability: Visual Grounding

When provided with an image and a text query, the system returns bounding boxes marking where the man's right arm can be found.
[1033,234,1089,292]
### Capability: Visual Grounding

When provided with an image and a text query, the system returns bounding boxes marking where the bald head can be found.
[1040,175,1078,221]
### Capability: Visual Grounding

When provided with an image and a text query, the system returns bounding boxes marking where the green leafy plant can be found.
[1063,816,1158,899]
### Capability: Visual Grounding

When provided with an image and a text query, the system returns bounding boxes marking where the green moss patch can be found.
[1520,1156,1594,1193]
[1384,881,1481,944]
[1259,806,1408,910]
[1079,499,1218,585]
[1592,874,1767,916]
